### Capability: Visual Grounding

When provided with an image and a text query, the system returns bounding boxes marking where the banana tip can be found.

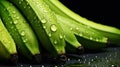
[33,54,42,64]
[8,53,18,65]
[77,46,84,54]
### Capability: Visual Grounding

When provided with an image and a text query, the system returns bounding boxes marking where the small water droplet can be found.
[41,19,47,24]
[59,34,63,39]
[14,21,18,24]
[43,25,46,29]
[29,65,32,67]
[23,38,27,43]
[48,33,51,37]
[21,31,25,36]
[76,27,79,30]
[19,1,22,4]
[12,11,16,14]
[10,21,12,24]
[50,24,57,32]
[24,5,26,9]
[26,3,29,6]
[88,61,91,65]
[96,39,99,41]
[13,15,16,18]
[111,65,115,67]
[91,59,94,62]
[11,26,14,29]
[41,65,44,67]
[63,35,66,38]
[90,37,93,40]
[67,58,70,61]
[78,59,81,61]
[16,16,19,20]
[79,33,83,36]
[28,6,30,9]
[70,28,73,31]
[20,64,23,67]
[54,40,57,44]
[54,66,57,67]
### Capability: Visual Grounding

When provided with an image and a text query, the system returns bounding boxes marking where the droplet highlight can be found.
[21,31,25,36]
[54,40,57,44]
[41,19,47,24]
[50,24,57,32]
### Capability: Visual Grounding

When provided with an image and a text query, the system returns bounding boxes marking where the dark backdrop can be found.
[60,0,120,28]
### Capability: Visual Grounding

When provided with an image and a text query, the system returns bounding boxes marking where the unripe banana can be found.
[56,14,108,50]
[8,0,66,60]
[0,0,41,63]
[44,0,120,45]
[0,18,18,64]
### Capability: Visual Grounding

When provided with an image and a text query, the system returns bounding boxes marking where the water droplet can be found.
[19,1,22,4]
[48,33,51,37]
[88,61,91,65]
[10,21,12,24]
[26,3,29,6]
[11,26,14,29]
[78,59,81,61]
[70,28,73,31]
[90,37,93,40]
[41,65,44,67]
[59,34,63,39]
[54,66,58,67]
[41,19,47,24]
[28,6,30,9]
[91,59,94,62]
[50,24,57,32]
[21,31,25,36]
[54,40,57,44]
[23,38,27,43]
[79,33,83,36]
[76,27,79,30]
[67,58,70,61]
[20,64,23,67]
[63,35,66,38]
[43,25,46,29]
[29,65,32,67]
[14,21,18,24]
[111,65,115,67]
[24,5,26,9]
[96,39,99,41]
[13,15,16,18]
[12,11,16,14]
[16,16,20,20]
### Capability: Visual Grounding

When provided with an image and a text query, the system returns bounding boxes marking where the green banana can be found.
[44,0,120,44]
[0,0,41,63]
[0,18,18,64]
[8,0,66,59]
[56,14,108,50]
[57,17,84,54]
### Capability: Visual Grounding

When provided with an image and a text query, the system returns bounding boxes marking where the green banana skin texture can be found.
[8,0,66,58]
[57,18,84,54]
[0,18,18,63]
[56,14,108,50]
[44,0,120,44]
[0,0,41,62]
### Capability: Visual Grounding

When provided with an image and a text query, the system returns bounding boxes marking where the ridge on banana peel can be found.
[56,14,108,50]
[44,0,120,45]
[0,0,41,63]
[0,18,18,64]
[8,0,67,61]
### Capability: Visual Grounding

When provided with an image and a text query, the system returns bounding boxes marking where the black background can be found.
[60,0,120,28]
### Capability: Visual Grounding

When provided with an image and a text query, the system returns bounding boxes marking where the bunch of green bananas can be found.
[0,0,120,64]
